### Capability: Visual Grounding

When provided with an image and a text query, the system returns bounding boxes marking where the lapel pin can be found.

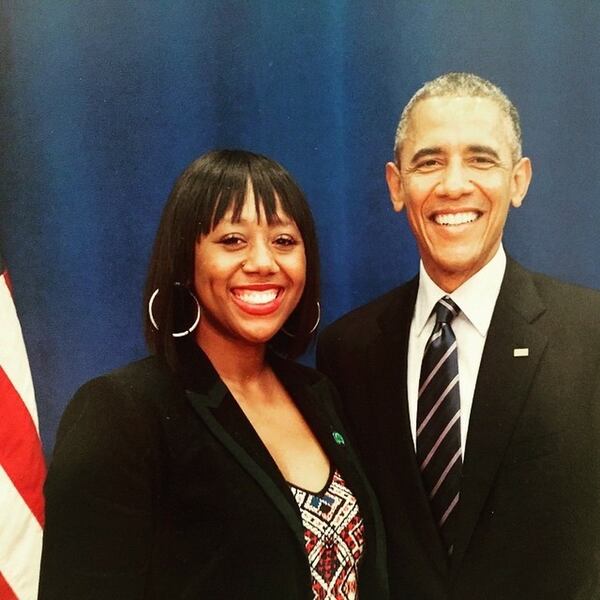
[513,348,529,357]
[332,431,345,445]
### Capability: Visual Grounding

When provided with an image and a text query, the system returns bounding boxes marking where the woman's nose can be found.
[241,241,279,274]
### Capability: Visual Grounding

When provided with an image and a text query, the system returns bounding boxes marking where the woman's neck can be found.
[195,324,268,387]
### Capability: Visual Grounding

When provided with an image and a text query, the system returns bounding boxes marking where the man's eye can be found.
[471,156,496,167]
[415,159,441,171]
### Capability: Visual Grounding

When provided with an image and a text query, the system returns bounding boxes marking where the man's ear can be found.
[510,157,532,208]
[386,161,405,212]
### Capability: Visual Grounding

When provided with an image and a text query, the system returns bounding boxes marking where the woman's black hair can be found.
[143,149,320,370]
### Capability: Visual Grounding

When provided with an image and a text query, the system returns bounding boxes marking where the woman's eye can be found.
[274,235,297,247]
[219,235,245,247]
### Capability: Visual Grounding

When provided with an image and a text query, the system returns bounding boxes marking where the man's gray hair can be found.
[393,72,522,162]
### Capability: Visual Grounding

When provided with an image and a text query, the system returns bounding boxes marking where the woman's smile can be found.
[231,284,285,315]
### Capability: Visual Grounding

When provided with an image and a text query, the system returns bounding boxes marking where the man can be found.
[317,73,600,599]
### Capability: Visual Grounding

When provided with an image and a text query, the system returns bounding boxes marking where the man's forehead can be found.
[411,95,504,124]
[402,95,513,150]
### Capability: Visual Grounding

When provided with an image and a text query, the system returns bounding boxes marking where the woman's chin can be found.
[229,321,285,346]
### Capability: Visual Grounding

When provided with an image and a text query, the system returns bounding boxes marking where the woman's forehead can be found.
[201,206,298,241]
[216,192,291,224]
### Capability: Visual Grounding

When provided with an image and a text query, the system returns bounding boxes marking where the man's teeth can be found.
[434,211,479,226]
[235,289,279,305]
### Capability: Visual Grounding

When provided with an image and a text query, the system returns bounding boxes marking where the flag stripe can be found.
[0,367,45,524]
[0,572,19,600]
[0,467,43,600]
[0,265,45,600]
[0,273,39,427]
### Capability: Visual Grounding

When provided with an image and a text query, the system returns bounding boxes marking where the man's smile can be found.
[432,210,481,226]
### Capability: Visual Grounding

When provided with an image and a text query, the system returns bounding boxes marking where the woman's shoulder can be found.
[92,354,173,384]
[55,356,179,448]
[270,354,342,418]
[270,353,331,389]
[74,355,178,403]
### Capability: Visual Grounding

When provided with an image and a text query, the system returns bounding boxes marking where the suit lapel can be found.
[451,259,548,569]
[374,279,451,575]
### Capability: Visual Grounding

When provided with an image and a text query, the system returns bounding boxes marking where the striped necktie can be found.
[417,296,462,555]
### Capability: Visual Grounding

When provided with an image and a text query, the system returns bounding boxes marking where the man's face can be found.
[386,95,532,292]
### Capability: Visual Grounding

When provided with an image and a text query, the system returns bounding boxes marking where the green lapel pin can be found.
[332,431,345,445]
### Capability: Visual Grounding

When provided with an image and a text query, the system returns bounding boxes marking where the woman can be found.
[39,150,388,599]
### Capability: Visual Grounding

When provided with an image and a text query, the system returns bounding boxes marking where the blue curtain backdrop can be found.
[2,1,600,454]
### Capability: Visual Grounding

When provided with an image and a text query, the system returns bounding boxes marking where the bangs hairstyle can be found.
[144,149,320,370]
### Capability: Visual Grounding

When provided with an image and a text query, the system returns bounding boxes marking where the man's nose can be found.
[436,161,475,198]
[242,241,279,274]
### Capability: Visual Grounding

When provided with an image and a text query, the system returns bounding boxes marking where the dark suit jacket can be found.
[39,345,388,599]
[317,258,600,600]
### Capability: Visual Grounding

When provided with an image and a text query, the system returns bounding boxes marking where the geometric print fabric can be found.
[416,296,462,556]
[289,469,364,599]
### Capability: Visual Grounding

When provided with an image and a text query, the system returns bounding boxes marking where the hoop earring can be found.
[148,282,201,338]
[282,301,321,338]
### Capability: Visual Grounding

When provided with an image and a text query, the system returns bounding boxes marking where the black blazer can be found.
[317,258,600,600]
[39,345,388,599]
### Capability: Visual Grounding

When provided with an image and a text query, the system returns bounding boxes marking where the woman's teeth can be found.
[234,289,279,305]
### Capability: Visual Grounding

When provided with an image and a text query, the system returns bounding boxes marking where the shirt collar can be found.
[413,245,507,337]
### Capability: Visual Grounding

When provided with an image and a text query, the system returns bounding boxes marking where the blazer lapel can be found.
[273,356,380,522]
[280,364,374,515]
[187,389,306,546]
[278,365,389,584]
[180,345,306,547]
[451,259,548,569]
[374,279,451,575]
[182,346,386,553]
[278,370,349,476]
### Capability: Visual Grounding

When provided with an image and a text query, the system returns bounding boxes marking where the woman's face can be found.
[193,190,306,348]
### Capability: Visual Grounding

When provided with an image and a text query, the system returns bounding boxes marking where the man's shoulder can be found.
[529,269,600,302]
[503,260,600,343]
[320,277,417,345]
[513,261,600,315]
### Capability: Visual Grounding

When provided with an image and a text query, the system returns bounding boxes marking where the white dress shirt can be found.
[406,246,507,456]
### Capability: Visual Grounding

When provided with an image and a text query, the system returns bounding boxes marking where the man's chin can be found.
[425,253,486,290]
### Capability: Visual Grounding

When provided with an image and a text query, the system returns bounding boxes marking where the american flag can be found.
[0,254,45,600]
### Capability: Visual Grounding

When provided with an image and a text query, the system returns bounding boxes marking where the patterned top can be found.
[289,469,365,599]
